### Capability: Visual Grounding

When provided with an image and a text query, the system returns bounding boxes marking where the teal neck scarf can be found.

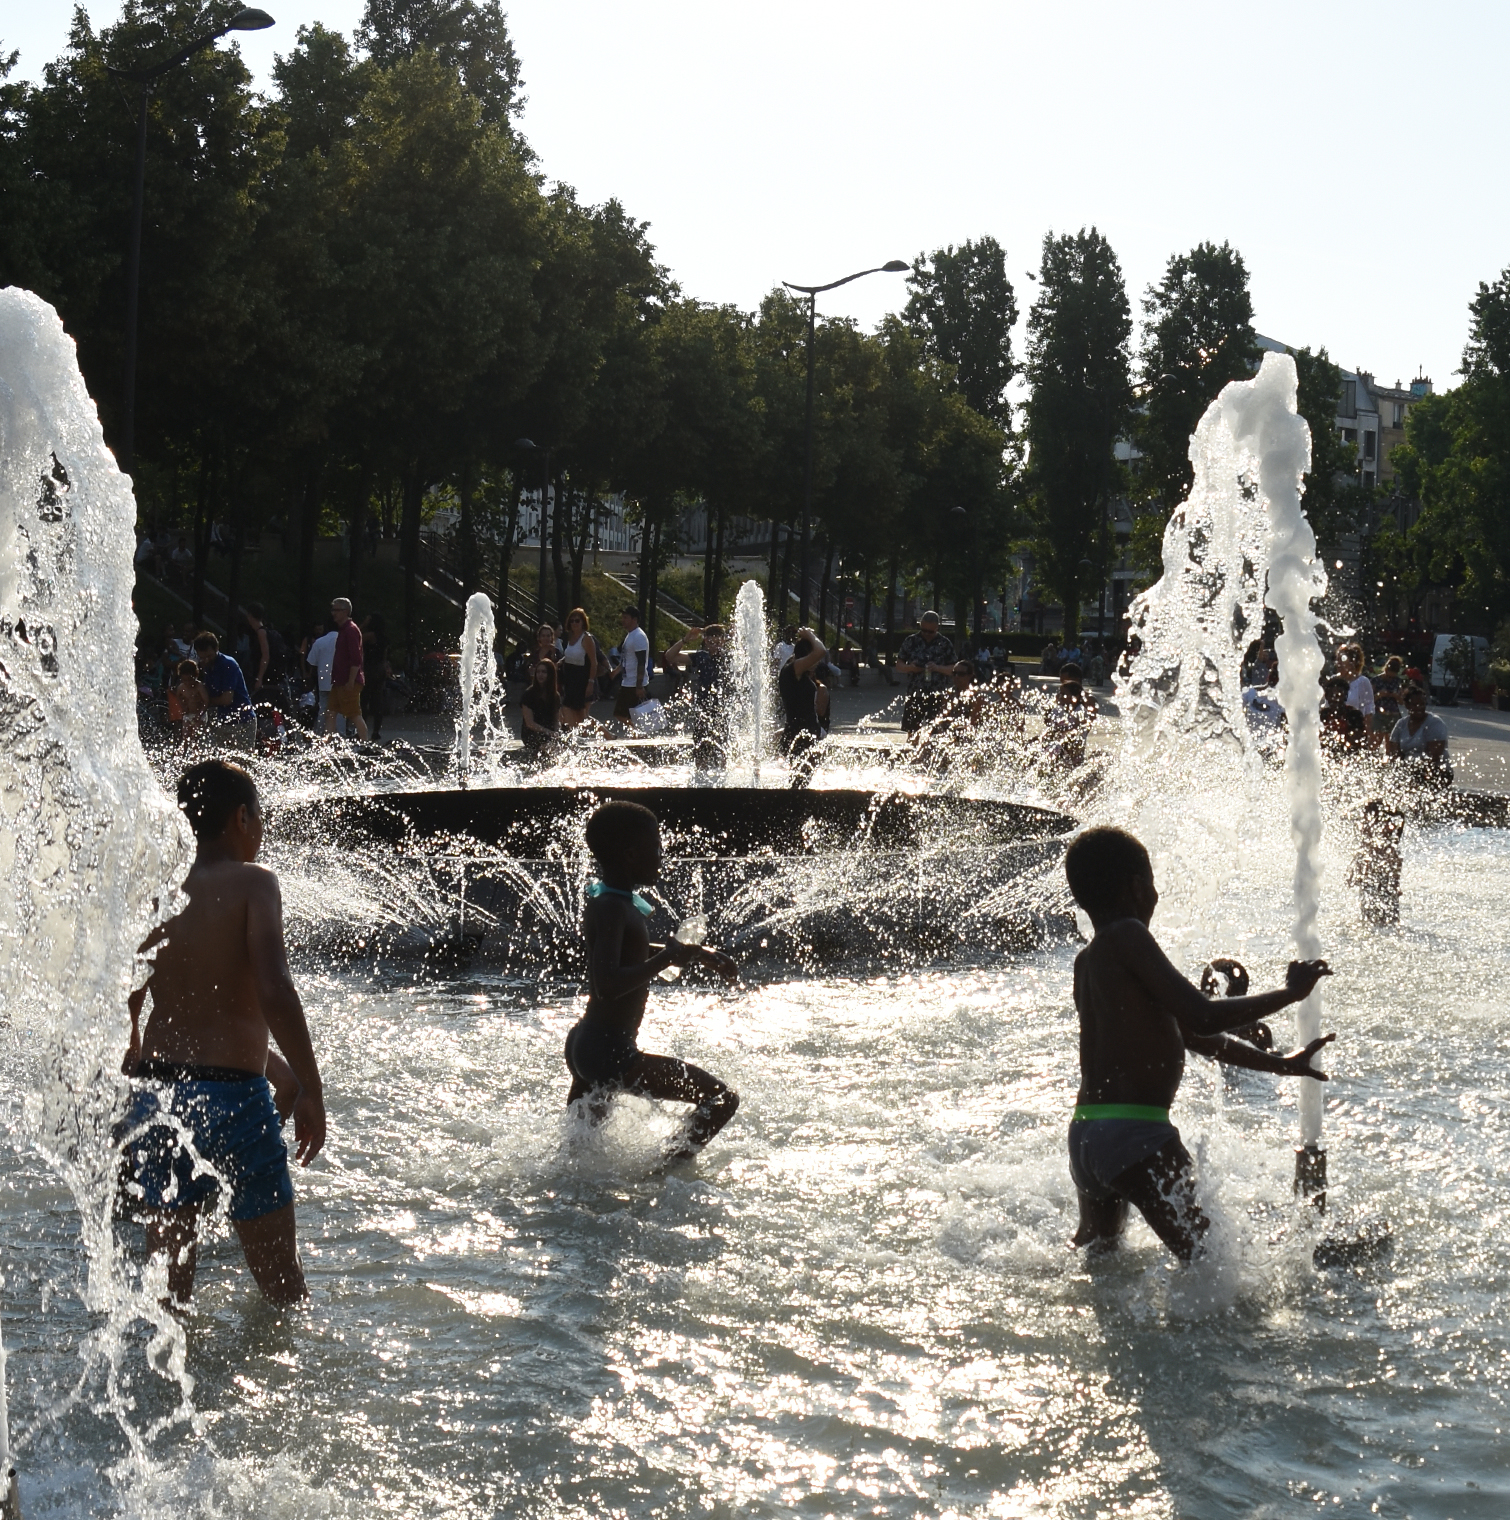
[585,880,654,916]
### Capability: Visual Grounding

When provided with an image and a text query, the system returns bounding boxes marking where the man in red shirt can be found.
[325,597,369,741]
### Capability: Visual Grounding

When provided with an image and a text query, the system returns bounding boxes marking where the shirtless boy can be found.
[1064,826,1333,1261]
[566,801,740,1160]
[121,760,326,1305]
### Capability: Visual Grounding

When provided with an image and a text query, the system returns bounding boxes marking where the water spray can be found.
[1222,353,1329,1207]
[732,581,770,785]
[457,592,498,783]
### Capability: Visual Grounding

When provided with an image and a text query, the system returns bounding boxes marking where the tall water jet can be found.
[457,590,499,779]
[730,580,770,784]
[1225,353,1328,1179]
[0,290,193,1468]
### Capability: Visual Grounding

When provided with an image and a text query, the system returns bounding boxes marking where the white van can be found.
[1429,633,1488,701]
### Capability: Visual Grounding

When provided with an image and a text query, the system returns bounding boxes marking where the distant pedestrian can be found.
[325,598,368,742]
[305,623,337,726]
[779,629,828,784]
[558,608,601,728]
[613,606,651,726]
[362,612,392,742]
[896,611,955,736]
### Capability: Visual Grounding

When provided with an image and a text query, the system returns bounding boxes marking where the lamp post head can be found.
[228,9,276,29]
[882,260,908,273]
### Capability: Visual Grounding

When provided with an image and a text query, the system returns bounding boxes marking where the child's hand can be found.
[1285,959,1332,1000]
[699,947,738,983]
[1278,1032,1335,1080]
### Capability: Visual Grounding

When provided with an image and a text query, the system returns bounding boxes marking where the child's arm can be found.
[589,905,737,997]
[1121,921,1330,1037]
[1185,1030,1334,1079]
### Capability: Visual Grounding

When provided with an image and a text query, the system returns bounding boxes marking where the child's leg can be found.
[565,1076,613,1125]
[1109,1137,1210,1262]
[1071,1189,1129,1251]
[623,1053,739,1157]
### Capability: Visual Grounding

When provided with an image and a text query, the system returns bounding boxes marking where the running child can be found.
[566,801,740,1160]
[1064,826,1334,1261]
[121,759,326,1305]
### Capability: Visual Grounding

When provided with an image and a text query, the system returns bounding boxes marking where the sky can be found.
[8,0,1507,398]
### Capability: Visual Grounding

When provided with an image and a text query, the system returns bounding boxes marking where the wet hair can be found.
[793,636,815,660]
[584,800,659,865]
[702,623,726,640]
[177,759,259,841]
[1060,662,1083,681]
[566,606,590,631]
[176,659,200,681]
[1063,826,1151,920]
[193,631,219,653]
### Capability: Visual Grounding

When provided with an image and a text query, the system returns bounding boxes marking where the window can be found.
[1342,427,1358,445]
[1364,430,1376,460]
[1363,470,1375,489]
[1340,378,1357,418]
[1392,402,1404,428]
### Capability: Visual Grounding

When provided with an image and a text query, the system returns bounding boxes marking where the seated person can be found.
[521,658,561,762]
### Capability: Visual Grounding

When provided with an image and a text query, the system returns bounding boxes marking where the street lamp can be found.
[782,260,908,624]
[109,8,275,479]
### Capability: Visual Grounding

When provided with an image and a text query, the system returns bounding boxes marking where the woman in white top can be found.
[1337,642,1377,740]
[1386,682,1451,788]
[557,607,601,727]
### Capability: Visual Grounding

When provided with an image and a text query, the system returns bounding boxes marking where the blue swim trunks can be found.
[123,1066,294,1222]
[1067,1105,1184,1202]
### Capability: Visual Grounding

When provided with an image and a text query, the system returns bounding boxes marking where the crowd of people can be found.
[138,597,386,755]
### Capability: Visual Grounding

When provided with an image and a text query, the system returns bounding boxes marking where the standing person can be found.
[325,598,368,742]
[778,629,828,783]
[896,611,956,737]
[664,624,735,771]
[1337,642,1377,741]
[557,608,601,728]
[192,632,257,752]
[613,606,651,727]
[242,603,273,693]
[1062,825,1333,1262]
[120,759,326,1305]
[166,658,209,742]
[565,801,740,1161]
[361,612,392,742]
[304,623,337,728]
[1373,654,1405,728]
[520,657,561,762]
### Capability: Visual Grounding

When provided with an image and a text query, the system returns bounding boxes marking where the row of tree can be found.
[4,0,1471,660]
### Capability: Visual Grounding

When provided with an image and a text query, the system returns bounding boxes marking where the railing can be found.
[414,533,557,642]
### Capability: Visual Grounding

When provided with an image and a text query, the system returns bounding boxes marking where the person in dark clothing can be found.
[896,611,956,735]
[361,612,392,741]
[521,657,561,763]
[778,629,828,786]
[664,624,735,770]
[565,801,739,1162]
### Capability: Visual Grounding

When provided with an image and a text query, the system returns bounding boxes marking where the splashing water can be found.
[456,591,499,780]
[0,289,193,1478]
[730,579,770,783]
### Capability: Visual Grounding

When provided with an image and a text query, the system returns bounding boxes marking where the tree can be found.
[1289,344,1360,546]
[1135,241,1259,513]
[356,0,523,125]
[1023,228,1132,640]
[904,236,1017,428]
[1386,266,1510,631]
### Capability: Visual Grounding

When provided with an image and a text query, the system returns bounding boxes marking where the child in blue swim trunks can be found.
[121,759,326,1305]
[1063,826,1334,1261]
[566,801,740,1160]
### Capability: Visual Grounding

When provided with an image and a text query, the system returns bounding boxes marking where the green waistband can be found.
[1072,1103,1171,1123]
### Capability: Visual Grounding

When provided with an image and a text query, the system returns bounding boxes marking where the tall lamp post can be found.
[109,8,275,480]
[782,261,908,624]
